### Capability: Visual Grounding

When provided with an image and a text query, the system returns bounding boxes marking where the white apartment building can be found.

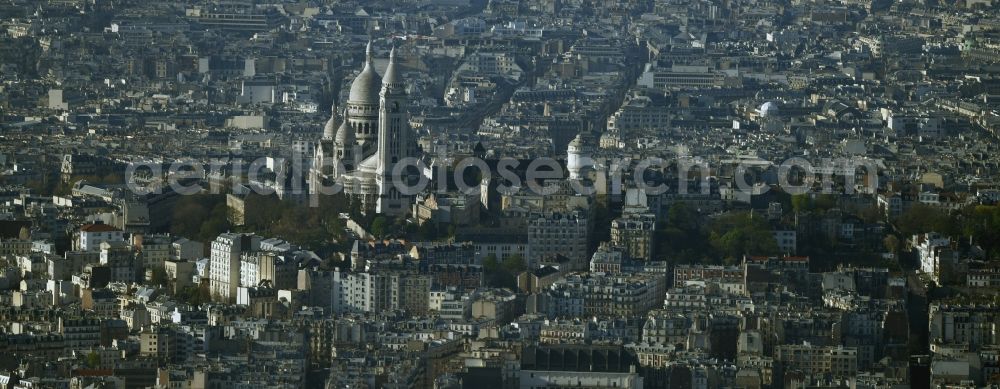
[915,232,953,281]
[78,223,125,251]
[239,250,305,290]
[209,233,261,302]
[325,269,432,316]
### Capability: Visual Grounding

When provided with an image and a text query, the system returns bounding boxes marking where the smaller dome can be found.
[759,101,779,117]
[322,105,338,140]
[568,134,584,151]
[335,115,354,144]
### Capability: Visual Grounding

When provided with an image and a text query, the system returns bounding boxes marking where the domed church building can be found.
[312,42,418,216]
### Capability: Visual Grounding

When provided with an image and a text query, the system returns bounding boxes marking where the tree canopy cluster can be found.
[170,194,230,244]
[482,254,526,289]
[656,203,779,265]
[707,211,781,263]
[241,192,350,252]
[895,204,1000,259]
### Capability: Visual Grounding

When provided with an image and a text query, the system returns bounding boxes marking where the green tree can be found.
[239,192,351,251]
[654,226,686,257]
[149,265,169,288]
[170,194,230,242]
[198,202,231,242]
[858,205,883,223]
[655,203,714,262]
[791,194,811,214]
[667,202,698,231]
[709,212,779,262]
[324,215,347,244]
[371,216,388,239]
[813,194,838,211]
[483,254,499,272]
[270,206,326,249]
[418,222,439,241]
[481,253,520,289]
[501,254,526,273]
[960,205,1000,259]
[243,193,288,231]
[896,203,956,237]
[84,351,100,369]
[883,235,900,256]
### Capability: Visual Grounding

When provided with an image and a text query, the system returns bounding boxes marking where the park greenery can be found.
[482,253,526,289]
[655,202,779,265]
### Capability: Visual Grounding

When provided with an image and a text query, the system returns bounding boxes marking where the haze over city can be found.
[0,0,999,388]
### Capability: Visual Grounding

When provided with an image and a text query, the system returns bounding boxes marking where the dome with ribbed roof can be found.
[348,41,381,105]
[322,104,338,140]
[567,133,589,180]
[758,101,779,117]
[568,133,584,151]
[335,114,354,144]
